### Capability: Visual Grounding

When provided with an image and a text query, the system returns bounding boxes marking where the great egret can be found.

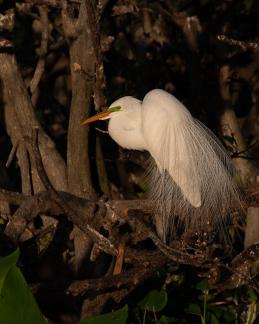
[81,89,241,242]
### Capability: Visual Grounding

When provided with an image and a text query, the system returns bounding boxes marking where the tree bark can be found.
[0,53,68,192]
[219,65,258,185]
[218,65,259,249]
[62,0,98,272]
[62,0,95,199]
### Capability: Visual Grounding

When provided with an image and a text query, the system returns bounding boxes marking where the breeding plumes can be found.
[81,89,242,242]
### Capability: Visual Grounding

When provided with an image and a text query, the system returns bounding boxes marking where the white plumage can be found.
[82,89,242,242]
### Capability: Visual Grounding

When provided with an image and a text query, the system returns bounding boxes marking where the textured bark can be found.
[62,1,100,272]
[219,65,258,185]
[62,1,95,199]
[219,65,259,248]
[0,53,68,192]
[244,207,259,248]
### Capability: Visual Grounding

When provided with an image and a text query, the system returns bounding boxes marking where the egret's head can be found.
[80,96,142,127]
[80,96,146,151]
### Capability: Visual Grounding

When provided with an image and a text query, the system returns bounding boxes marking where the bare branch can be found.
[67,251,167,296]
[23,0,81,7]
[0,189,27,205]
[30,6,49,96]
[213,242,259,291]
[97,0,110,17]
[0,50,68,191]
[32,127,117,256]
[85,0,106,109]
[0,9,15,32]
[216,34,259,51]
[6,141,18,168]
[62,1,95,199]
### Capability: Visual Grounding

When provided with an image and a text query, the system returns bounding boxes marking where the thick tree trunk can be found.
[62,1,95,200]
[62,1,97,273]
[0,53,68,192]
[218,65,259,248]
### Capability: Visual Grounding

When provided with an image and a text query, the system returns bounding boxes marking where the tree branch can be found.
[32,127,117,256]
[85,0,106,109]
[0,50,68,192]
[23,0,81,7]
[30,5,49,103]
[62,0,95,199]
[216,34,258,51]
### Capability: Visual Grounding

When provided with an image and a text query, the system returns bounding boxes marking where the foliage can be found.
[138,289,168,312]
[102,273,259,324]
[0,249,45,324]
[80,306,128,324]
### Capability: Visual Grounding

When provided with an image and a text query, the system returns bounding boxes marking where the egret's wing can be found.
[142,92,201,208]
[142,90,242,243]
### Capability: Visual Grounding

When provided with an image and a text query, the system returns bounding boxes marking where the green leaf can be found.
[138,289,168,312]
[210,313,220,324]
[159,315,172,324]
[80,305,128,324]
[244,0,254,11]
[248,288,258,302]
[195,279,208,291]
[225,145,234,153]
[108,106,121,113]
[223,135,236,145]
[0,249,19,293]
[208,306,223,318]
[222,305,236,321]
[159,315,187,324]
[0,249,45,324]
[246,302,257,324]
[171,320,188,324]
[200,0,209,5]
[185,303,201,315]
[136,179,148,193]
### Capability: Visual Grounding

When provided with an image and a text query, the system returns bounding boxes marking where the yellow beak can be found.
[80,111,111,126]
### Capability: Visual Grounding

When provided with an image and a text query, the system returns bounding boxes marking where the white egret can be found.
[81,89,241,242]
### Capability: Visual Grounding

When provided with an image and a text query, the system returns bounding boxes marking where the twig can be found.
[96,134,111,198]
[0,9,15,32]
[232,155,259,160]
[17,143,32,195]
[113,241,125,275]
[0,189,27,205]
[0,39,14,51]
[80,288,134,320]
[67,251,167,296]
[30,6,49,95]
[231,139,259,158]
[216,34,258,51]
[214,243,259,291]
[97,0,110,17]
[6,141,18,168]
[23,0,81,7]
